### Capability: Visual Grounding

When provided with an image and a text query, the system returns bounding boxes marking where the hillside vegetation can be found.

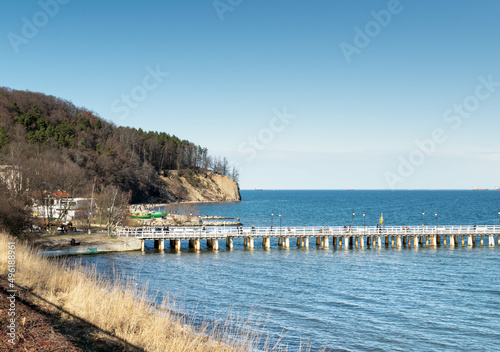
[0,87,240,235]
[0,87,238,202]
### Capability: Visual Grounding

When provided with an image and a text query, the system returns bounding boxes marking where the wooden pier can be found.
[115,225,500,252]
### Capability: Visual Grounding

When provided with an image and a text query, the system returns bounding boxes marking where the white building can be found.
[33,195,96,221]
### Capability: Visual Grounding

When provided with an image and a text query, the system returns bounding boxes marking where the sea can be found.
[73,190,500,351]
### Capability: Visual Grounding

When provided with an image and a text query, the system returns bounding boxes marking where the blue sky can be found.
[1,0,499,189]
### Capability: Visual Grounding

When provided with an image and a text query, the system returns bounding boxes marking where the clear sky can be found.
[1,0,499,189]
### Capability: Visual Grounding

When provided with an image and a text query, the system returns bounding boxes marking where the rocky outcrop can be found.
[159,170,241,203]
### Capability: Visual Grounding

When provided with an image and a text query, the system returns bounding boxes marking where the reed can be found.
[0,233,295,352]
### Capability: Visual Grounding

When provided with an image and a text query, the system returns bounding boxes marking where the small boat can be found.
[137,213,152,219]
[473,188,489,191]
[129,211,165,219]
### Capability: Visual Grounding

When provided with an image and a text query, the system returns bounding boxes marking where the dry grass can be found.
[0,233,297,352]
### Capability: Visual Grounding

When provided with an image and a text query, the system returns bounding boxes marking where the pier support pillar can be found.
[376,236,382,248]
[449,235,455,247]
[339,237,343,248]
[263,237,271,249]
[468,235,474,247]
[324,237,330,249]
[461,236,465,247]
[443,235,447,247]
[141,240,145,252]
[360,236,365,248]
[304,237,309,248]
[227,237,233,249]
[385,236,389,246]
[333,237,337,247]
[480,235,484,246]
[212,239,219,251]
[297,237,302,247]
[402,236,407,246]
[174,239,181,252]
[391,236,395,248]
[355,237,359,248]
[429,235,437,247]
[367,236,371,246]
[436,235,441,245]
[316,237,321,246]
[413,236,419,248]
[247,238,254,249]
[419,236,424,244]
[154,239,165,250]
[194,239,201,251]
[284,237,290,248]
[489,235,494,247]
[278,237,282,246]
[396,236,402,248]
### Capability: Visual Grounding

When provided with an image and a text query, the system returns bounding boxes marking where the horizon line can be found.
[241,189,499,191]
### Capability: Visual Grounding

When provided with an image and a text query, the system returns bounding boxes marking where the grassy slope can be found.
[0,234,278,352]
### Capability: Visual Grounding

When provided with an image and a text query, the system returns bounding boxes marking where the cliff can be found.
[160,170,241,202]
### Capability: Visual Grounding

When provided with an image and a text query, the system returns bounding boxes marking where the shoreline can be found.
[0,233,265,351]
[35,233,142,255]
[130,199,241,211]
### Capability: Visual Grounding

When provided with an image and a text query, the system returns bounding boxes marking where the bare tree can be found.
[96,185,131,236]
[221,157,228,176]
[0,179,31,236]
[231,165,240,183]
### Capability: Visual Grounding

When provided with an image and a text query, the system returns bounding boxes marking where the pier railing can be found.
[115,225,500,239]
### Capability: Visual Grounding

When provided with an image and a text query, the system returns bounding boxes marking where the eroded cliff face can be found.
[159,170,241,202]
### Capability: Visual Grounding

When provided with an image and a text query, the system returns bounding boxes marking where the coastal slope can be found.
[0,87,240,204]
[160,170,241,202]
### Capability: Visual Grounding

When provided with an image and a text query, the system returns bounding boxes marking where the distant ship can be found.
[255,188,264,191]
[473,187,489,191]
[495,187,500,191]
[346,189,354,191]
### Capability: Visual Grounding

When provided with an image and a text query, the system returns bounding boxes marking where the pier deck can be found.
[115,225,500,251]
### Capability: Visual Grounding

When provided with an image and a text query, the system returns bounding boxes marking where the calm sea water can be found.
[76,191,500,351]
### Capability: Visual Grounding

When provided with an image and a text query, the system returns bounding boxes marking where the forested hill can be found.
[0,87,239,203]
